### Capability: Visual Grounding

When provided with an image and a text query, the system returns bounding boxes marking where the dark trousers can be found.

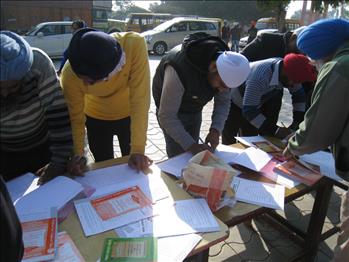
[85,115,131,162]
[0,141,51,181]
[157,111,202,158]
[222,91,282,145]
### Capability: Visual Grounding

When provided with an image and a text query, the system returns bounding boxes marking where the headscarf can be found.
[68,28,123,80]
[0,31,33,81]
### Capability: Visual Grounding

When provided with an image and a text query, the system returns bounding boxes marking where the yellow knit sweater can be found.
[60,32,150,156]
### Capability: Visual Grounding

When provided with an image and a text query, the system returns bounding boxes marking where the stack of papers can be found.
[19,208,58,262]
[231,147,272,172]
[157,144,247,178]
[232,177,285,210]
[115,199,220,238]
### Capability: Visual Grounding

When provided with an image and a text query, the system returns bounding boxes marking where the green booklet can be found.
[101,237,157,262]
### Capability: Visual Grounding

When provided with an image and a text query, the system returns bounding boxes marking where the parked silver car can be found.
[24,21,73,58]
[141,17,221,55]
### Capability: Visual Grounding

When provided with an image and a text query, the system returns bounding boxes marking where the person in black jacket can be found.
[0,176,24,262]
[152,33,250,157]
[241,27,305,62]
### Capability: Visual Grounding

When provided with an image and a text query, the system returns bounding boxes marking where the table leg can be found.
[303,180,333,261]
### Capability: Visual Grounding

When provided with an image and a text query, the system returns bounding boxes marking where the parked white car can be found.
[24,21,73,58]
[141,17,221,55]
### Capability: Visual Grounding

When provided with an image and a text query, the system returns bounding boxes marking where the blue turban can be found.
[297,19,349,60]
[0,31,33,81]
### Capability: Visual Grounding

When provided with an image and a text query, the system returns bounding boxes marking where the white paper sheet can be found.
[13,176,83,214]
[74,188,157,237]
[6,173,38,203]
[76,164,171,203]
[157,145,244,178]
[115,199,219,238]
[232,177,285,210]
[157,234,202,262]
[235,136,269,147]
[231,147,272,171]
[300,151,343,182]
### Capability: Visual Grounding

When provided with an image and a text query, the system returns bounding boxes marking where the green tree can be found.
[256,0,291,32]
[148,1,274,24]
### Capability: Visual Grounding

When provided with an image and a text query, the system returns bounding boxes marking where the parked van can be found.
[256,17,302,31]
[141,17,222,55]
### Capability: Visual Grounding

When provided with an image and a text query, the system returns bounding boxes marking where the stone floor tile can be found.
[226,232,273,261]
[209,242,240,262]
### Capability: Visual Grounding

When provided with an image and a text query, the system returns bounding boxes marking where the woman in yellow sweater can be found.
[60,28,151,171]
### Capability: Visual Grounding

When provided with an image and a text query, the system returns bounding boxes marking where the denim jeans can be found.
[158,111,202,158]
[231,40,240,52]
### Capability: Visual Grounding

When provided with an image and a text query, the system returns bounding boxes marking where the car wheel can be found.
[153,42,167,56]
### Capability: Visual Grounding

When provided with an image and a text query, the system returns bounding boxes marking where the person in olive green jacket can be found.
[283,19,349,261]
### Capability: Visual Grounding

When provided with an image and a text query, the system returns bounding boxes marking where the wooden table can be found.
[212,142,338,261]
[60,157,229,262]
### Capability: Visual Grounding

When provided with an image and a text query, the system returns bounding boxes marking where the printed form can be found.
[232,177,285,210]
[76,163,171,203]
[115,199,220,238]
[75,186,157,236]
[19,208,58,262]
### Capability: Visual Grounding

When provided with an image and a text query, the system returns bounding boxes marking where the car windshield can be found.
[25,24,41,35]
[152,20,176,31]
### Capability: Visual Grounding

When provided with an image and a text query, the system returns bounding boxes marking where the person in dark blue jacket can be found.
[56,20,86,76]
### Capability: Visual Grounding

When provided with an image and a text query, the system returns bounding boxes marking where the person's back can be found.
[0,31,75,183]
[241,31,291,62]
[230,25,241,41]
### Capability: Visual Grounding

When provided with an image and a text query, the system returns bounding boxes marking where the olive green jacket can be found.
[288,41,349,181]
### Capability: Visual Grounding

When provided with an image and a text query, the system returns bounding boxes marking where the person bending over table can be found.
[152,33,250,157]
[283,19,349,262]
[0,31,84,184]
[61,28,152,171]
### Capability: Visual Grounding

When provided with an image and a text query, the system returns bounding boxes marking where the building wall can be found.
[1,0,93,33]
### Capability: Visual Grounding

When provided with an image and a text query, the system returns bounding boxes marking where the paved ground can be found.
[54,56,345,262]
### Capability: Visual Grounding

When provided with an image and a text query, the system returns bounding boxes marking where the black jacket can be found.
[152,34,229,113]
[0,176,24,262]
[242,31,292,62]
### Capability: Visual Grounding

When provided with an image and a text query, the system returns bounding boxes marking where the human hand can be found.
[275,127,293,139]
[36,163,65,185]
[205,128,220,151]
[188,143,213,155]
[128,153,153,172]
[67,155,87,177]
